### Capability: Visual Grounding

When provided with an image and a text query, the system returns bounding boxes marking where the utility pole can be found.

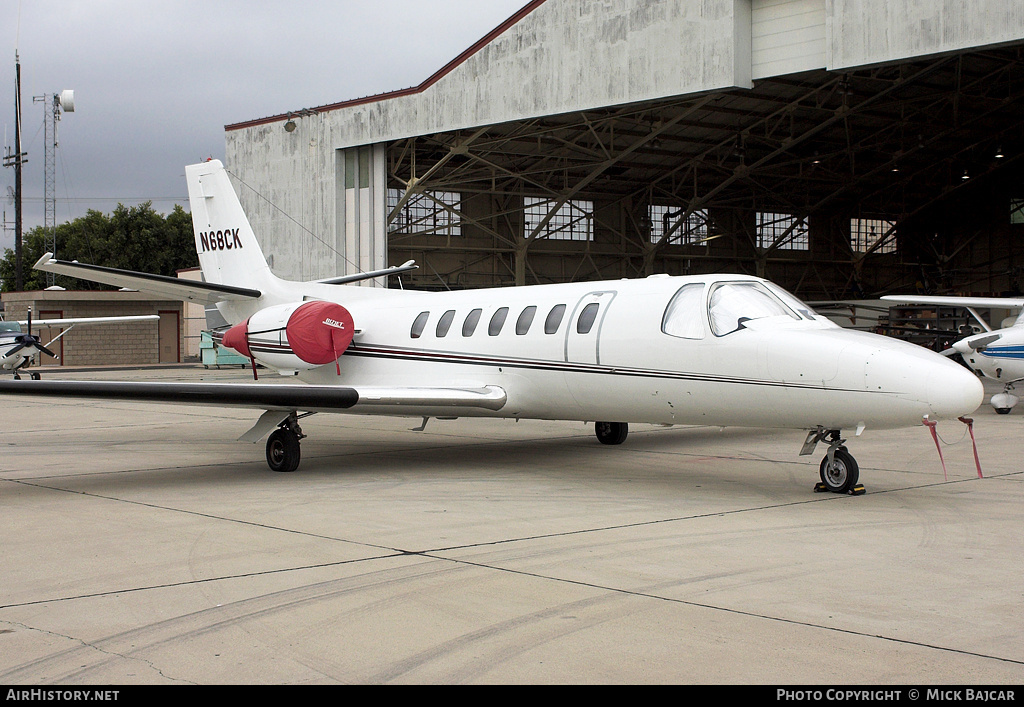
[3,52,27,291]
[34,89,74,287]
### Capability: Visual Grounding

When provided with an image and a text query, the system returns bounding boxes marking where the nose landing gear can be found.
[802,427,866,495]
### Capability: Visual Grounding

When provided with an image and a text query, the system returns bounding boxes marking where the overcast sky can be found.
[1,0,528,252]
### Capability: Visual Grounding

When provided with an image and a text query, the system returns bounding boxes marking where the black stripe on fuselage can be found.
[321,342,870,394]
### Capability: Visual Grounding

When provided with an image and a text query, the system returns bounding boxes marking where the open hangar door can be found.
[382,44,1024,303]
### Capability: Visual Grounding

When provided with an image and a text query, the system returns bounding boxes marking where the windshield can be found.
[708,281,799,336]
[0,322,21,333]
[765,283,819,320]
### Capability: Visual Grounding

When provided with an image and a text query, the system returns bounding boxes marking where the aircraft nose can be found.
[925,358,984,420]
[862,342,983,421]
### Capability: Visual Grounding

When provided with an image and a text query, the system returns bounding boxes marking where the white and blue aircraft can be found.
[1,310,158,378]
[882,294,1024,414]
[0,160,984,493]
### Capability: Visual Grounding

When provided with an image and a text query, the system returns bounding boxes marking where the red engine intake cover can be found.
[286,301,355,365]
[221,319,251,358]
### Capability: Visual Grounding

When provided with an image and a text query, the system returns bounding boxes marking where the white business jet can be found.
[881,294,1024,414]
[1,310,159,378]
[0,160,983,494]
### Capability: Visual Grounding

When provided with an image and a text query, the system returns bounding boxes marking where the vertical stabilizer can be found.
[186,160,276,289]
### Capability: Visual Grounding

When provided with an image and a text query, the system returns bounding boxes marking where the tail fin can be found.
[186,159,276,290]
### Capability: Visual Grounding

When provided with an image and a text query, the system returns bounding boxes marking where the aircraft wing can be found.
[33,252,261,304]
[881,295,1024,309]
[16,315,161,327]
[0,379,507,415]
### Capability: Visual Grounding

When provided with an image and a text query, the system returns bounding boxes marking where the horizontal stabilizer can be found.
[33,253,261,305]
[316,260,419,286]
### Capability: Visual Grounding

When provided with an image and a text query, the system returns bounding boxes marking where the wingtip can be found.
[33,252,55,269]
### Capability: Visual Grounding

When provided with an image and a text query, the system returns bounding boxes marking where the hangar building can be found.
[223,0,1024,302]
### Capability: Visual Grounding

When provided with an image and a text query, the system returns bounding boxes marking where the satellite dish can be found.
[59,90,75,112]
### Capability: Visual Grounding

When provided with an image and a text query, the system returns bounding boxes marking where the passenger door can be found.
[564,291,616,365]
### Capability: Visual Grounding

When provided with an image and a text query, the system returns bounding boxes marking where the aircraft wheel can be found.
[595,421,628,445]
[995,407,1012,415]
[819,448,859,494]
[30,372,40,380]
[267,428,301,472]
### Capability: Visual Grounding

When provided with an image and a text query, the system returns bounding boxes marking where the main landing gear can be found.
[266,414,305,472]
[595,421,628,445]
[802,427,865,495]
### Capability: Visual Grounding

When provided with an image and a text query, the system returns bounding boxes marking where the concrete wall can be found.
[827,0,1024,70]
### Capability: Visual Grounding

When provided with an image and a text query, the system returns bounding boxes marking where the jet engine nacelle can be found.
[222,300,355,373]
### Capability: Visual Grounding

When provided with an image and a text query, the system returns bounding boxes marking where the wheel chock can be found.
[813,482,867,495]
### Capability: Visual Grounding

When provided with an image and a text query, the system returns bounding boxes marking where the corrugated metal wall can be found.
[752,0,826,79]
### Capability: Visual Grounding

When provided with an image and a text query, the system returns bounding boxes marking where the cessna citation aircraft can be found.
[882,294,1024,414]
[0,160,984,494]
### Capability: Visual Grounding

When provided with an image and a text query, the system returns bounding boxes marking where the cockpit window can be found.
[0,322,21,333]
[765,283,819,320]
[662,283,705,339]
[708,281,799,336]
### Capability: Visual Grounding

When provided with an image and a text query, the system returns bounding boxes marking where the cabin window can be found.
[708,282,799,336]
[544,304,566,334]
[411,311,429,338]
[436,310,456,337]
[463,308,482,337]
[577,303,600,334]
[516,306,537,335]
[662,283,705,339]
[489,307,509,336]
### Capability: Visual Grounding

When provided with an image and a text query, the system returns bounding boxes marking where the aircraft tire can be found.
[819,448,859,493]
[595,421,628,445]
[267,428,301,472]
[995,408,1012,415]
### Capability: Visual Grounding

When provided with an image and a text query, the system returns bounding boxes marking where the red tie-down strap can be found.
[922,417,984,481]
[958,416,984,479]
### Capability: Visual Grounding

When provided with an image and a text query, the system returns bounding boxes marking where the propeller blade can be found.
[940,348,959,357]
[968,333,1001,352]
[35,344,57,358]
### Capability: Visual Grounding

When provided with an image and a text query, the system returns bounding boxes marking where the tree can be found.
[0,203,198,292]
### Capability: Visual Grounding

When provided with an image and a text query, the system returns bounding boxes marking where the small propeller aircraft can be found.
[881,294,1024,414]
[0,160,985,494]
[0,310,159,378]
